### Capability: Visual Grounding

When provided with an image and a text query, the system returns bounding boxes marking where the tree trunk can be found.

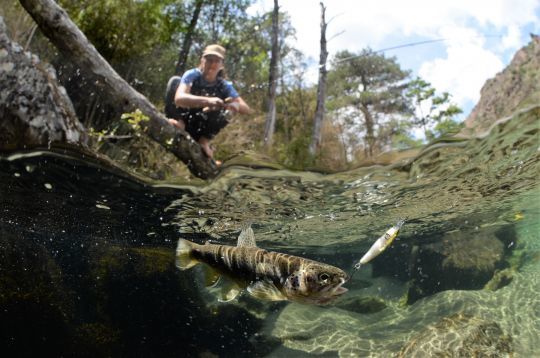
[360,104,376,158]
[18,0,218,179]
[309,2,328,155]
[175,0,204,76]
[264,0,279,148]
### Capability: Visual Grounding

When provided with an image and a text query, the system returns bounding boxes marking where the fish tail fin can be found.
[175,239,199,270]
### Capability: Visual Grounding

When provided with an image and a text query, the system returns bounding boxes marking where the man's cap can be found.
[202,44,226,59]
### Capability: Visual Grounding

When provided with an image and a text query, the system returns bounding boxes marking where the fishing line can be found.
[333,35,503,65]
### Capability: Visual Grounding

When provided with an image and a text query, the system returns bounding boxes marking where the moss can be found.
[91,246,176,290]
[130,247,175,275]
[483,268,514,291]
[506,246,530,271]
[398,291,409,307]
[441,235,504,273]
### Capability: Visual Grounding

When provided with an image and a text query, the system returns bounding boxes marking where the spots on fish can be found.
[289,274,300,291]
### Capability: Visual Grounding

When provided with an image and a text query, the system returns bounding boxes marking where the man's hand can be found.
[204,97,224,111]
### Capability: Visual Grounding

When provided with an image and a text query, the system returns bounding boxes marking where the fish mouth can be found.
[288,277,349,305]
[331,278,348,296]
[314,288,347,305]
[317,278,348,303]
[332,285,348,295]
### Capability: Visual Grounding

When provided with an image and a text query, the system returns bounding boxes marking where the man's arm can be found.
[226,97,251,115]
[174,82,224,111]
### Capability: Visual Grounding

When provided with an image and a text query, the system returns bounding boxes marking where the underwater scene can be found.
[1,107,539,357]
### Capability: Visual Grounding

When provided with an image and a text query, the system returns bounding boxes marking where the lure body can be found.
[354,219,405,269]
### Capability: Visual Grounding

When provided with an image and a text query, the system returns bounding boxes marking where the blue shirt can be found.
[180,68,239,99]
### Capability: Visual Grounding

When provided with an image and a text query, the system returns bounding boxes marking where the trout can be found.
[176,224,348,305]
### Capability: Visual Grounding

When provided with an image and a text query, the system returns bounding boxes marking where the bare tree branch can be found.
[18,0,218,179]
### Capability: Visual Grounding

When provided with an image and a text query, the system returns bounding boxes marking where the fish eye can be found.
[319,273,330,281]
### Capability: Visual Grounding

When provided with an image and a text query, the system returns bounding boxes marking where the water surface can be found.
[1,107,539,356]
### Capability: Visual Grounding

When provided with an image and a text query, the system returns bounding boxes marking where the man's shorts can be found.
[182,110,229,141]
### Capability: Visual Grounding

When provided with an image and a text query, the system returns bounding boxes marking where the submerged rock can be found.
[0,231,74,357]
[484,268,515,291]
[335,295,387,314]
[398,313,513,357]
[404,231,506,304]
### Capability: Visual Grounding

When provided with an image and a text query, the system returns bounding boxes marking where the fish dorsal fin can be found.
[202,266,221,288]
[247,280,287,301]
[237,223,257,248]
[218,281,241,302]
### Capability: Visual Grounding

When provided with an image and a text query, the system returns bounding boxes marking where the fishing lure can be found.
[353,218,406,271]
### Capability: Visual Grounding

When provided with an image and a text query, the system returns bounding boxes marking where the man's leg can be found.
[168,118,186,130]
[198,136,213,158]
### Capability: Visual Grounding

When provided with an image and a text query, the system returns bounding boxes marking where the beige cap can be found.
[202,44,226,59]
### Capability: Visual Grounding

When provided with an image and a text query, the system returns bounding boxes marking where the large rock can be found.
[462,34,540,136]
[404,231,506,304]
[0,16,87,150]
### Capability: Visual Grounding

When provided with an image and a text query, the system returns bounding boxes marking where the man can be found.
[165,44,250,161]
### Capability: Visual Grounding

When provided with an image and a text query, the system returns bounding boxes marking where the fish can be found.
[354,219,405,269]
[175,224,348,305]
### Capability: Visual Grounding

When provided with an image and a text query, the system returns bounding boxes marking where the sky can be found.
[247,0,540,121]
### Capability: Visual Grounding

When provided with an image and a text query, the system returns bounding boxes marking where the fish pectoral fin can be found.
[203,267,221,288]
[218,281,242,302]
[247,280,287,301]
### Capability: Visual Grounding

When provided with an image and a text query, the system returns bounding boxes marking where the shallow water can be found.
[1,107,539,357]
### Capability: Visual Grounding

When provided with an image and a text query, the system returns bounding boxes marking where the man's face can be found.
[202,55,223,75]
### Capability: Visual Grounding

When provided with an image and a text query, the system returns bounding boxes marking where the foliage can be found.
[271,67,318,169]
[167,0,261,84]
[327,49,412,159]
[406,77,463,141]
[431,118,464,139]
[317,120,349,172]
[59,0,175,64]
[87,127,111,144]
[275,135,313,170]
[121,109,150,133]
